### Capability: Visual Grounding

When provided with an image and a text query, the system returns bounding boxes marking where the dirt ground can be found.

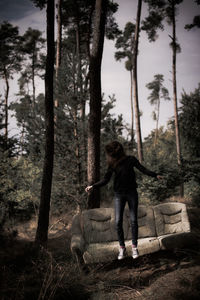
[0,207,200,300]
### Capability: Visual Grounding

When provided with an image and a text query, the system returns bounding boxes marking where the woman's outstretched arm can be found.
[85,167,113,193]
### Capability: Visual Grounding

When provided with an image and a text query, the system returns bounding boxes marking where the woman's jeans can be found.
[114,190,138,247]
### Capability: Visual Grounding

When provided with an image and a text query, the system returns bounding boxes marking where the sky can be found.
[0,0,200,139]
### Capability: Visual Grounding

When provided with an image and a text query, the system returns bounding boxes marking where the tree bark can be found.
[55,0,62,79]
[32,48,36,106]
[35,0,55,247]
[171,0,183,197]
[3,67,9,147]
[54,0,62,126]
[130,70,134,144]
[154,98,160,146]
[132,0,143,162]
[87,0,107,209]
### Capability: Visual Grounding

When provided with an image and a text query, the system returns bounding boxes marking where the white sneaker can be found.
[132,247,139,259]
[118,247,127,260]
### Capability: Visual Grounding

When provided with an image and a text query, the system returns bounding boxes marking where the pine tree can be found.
[146,74,170,146]
[35,0,55,247]
[87,0,108,208]
[0,22,22,146]
[115,22,135,145]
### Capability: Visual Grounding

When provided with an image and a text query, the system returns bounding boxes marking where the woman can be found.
[85,141,162,260]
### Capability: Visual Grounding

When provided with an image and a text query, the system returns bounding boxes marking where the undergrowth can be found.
[0,208,200,300]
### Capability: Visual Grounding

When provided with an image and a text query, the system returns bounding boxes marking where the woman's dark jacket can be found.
[92,155,157,193]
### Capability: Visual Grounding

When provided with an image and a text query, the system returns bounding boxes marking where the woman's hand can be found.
[85,185,93,193]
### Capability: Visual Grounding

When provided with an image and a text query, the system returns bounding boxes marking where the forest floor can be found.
[0,205,200,300]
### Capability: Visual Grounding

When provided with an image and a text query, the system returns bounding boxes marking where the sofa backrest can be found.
[153,202,190,236]
[81,208,118,244]
[126,205,156,239]
[73,203,190,245]
[80,205,157,244]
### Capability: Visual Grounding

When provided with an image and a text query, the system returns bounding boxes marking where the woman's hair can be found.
[105,141,126,168]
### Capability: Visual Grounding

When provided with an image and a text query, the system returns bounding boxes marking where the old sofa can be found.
[70,202,193,264]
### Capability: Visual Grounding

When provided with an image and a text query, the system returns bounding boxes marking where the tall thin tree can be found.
[54,0,62,138]
[35,0,55,247]
[115,22,135,145]
[142,0,183,194]
[0,22,22,146]
[146,74,170,146]
[87,0,108,209]
[21,28,45,120]
[55,0,62,79]
[132,0,143,162]
[166,0,183,196]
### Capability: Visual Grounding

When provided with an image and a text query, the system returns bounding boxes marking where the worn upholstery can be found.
[70,203,192,264]
[81,208,118,244]
[154,203,190,236]
[126,205,156,239]
[153,203,192,250]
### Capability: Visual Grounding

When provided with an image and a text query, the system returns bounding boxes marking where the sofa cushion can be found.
[154,203,190,237]
[126,205,156,239]
[158,232,196,250]
[83,237,160,264]
[83,241,119,264]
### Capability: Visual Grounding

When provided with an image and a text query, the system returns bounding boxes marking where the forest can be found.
[0,0,200,299]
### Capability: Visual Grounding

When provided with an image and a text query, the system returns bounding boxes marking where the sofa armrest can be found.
[70,213,87,270]
[71,233,85,254]
[70,214,86,254]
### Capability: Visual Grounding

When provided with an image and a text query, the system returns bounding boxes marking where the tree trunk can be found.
[32,49,36,106]
[54,0,62,126]
[55,0,62,79]
[132,0,143,162]
[35,0,55,247]
[130,70,134,145]
[75,2,87,186]
[74,1,84,118]
[171,1,184,197]
[87,0,107,209]
[21,121,25,156]
[3,67,9,147]
[154,98,160,146]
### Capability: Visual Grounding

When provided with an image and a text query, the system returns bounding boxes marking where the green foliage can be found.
[115,22,135,71]
[19,28,45,85]
[146,74,170,144]
[184,179,200,207]
[185,0,200,30]
[138,163,181,204]
[179,84,200,158]
[141,10,164,42]
[31,0,47,9]
[0,152,41,220]
[141,0,167,42]
[61,0,120,43]
[0,22,22,77]
[1,0,199,232]
[146,74,170,105]
[105,1,121,40]
[164,0,184,25]
[11,93,45,158]
[185,15,200,30]
[138,127,181,203]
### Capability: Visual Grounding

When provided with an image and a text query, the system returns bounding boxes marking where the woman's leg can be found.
[127,190,138,247]
[114,193,126,247]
